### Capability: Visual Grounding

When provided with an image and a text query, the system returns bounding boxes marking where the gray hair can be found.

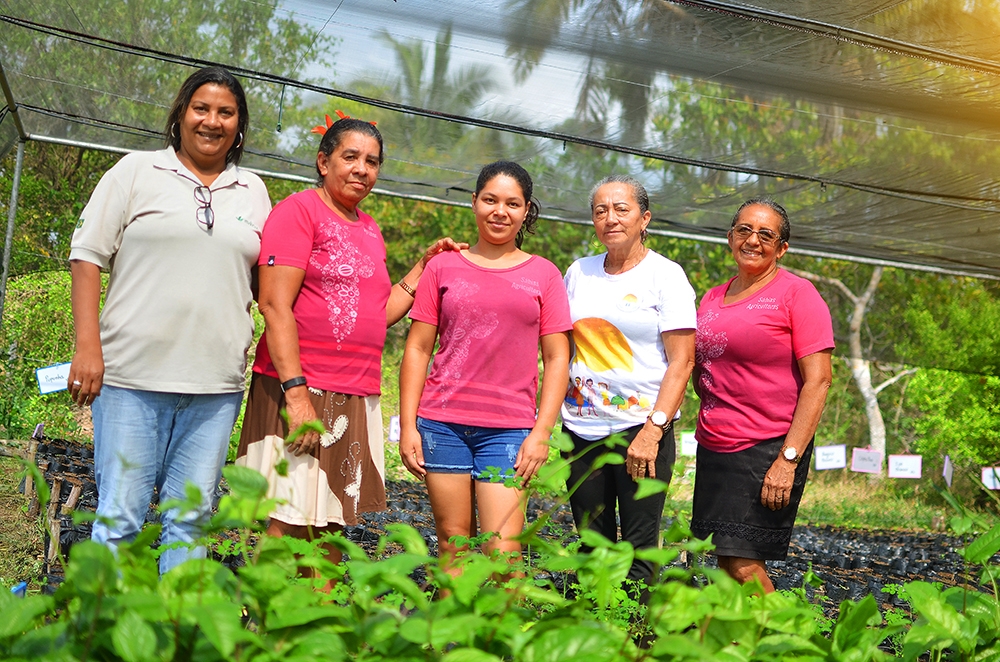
[731,197,790,244]
[589,175,649,214]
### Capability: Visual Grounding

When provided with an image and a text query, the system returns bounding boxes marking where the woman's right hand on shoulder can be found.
[284,388,322,456]
[68,346,104,407]
[399,426,426,479]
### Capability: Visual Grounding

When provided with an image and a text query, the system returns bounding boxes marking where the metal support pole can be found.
[0,139,26,334]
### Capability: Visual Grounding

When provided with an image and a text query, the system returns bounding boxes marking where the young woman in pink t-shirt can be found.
[399,161,572,574]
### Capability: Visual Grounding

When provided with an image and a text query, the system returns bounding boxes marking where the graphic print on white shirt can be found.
[695,309,728,412]
[311,219,376,349]
[435,279,499,407]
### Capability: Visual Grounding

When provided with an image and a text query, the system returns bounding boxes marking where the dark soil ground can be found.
[18,436,973,619]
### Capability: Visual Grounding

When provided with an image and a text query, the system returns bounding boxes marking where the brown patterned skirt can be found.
[236,373,386,527]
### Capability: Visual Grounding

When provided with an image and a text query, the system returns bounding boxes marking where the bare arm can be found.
[398,320,439,479]
[760,349,833,510]
[514,331,572,483]
[386,237,468,327]
[626,329,696,480]
[67,260,104,406]
[257,264,318,456]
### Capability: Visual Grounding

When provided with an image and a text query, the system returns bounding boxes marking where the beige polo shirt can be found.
[70,148,271,393]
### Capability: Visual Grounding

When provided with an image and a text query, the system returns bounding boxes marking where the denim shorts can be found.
[417,417,530,480]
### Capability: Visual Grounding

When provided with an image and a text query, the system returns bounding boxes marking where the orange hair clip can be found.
[311,110,377,136]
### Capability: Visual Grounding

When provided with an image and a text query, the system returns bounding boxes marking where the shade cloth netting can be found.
[3,0,1000,277]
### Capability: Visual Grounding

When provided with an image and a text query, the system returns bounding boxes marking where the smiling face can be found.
[176,83,240,174]
[591,182,651,252]
[728,203,789,275]
[316,130,382,217]
[471,174,528,248]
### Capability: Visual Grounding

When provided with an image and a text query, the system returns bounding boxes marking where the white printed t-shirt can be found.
[561,251,697,440]
[69,148,271,393]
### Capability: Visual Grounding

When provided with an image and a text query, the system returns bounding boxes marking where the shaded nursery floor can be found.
[22,436,973,617]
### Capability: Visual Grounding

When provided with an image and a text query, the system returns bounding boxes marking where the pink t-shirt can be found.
[694,269,834,453]
[410,252,573,429]
[253,189,391,396]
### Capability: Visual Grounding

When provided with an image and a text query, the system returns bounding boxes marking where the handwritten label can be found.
[888,454,922,479]
[943,455,954,488]
[679,430,697,457]
[983,467,1000,490]
[35,362,72,395]
[814,444,847,470]
[850,448,883,474]
[388,415,401,443]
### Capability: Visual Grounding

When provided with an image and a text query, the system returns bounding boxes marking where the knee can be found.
[722,557,767,585]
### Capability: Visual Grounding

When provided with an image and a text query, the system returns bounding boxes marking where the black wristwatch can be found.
[280,376,308,392]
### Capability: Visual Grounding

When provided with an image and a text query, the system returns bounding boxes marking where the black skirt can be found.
[690,436,812,560]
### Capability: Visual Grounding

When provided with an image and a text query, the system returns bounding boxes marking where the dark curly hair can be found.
[164,66,249,166]
[475,160,540,249]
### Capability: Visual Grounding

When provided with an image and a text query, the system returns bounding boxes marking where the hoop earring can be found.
[172,122,179,140]
[235,132,244,149]
[640,228,649,243]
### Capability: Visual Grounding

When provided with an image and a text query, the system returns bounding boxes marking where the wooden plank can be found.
[61,483,82,514]
[0,438,31,459]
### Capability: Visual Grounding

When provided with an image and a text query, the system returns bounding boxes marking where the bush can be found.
[0,271,87,440]
[0,441,923,662]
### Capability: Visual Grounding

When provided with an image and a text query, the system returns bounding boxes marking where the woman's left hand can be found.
[626,426,661,480]
[760,459,796,510]
[514,432,550,485]
[420,237,468,267]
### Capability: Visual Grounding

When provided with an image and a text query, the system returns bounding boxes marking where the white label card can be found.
[388,415,401,443]
[35,362,72,395]
[943,455,954,488]
[814,444,847,470]
[983,467,1000,490]
[888,454,922,479]
[679,431,697,457]
[851,448,883,474]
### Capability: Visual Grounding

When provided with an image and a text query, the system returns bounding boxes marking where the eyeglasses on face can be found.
[731,224,783,246]
[194,185,214,231]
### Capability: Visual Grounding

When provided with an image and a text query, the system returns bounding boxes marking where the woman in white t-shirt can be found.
[561,175,696,590]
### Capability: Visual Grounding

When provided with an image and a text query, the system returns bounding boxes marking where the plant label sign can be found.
[388,415,401,443]
[982,467,1000,490]
[679,430,697,457]
[35,362,72,395]
[814,444,846,470]
[943,454,954,488]
[888,454,922,479]
[851,448,883,474]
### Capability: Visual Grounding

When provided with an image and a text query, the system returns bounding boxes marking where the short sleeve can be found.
[258,193,315,269]
[787,279,835,359]
[69,158,132,269]
[539,260,572,336]
[656,260,697,333]
[409,257,442,326]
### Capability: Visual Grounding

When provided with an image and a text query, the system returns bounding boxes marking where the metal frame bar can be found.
[15,132,1000,281]
[0,140,26,331]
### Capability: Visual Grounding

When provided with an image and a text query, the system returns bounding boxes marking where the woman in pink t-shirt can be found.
[236,117,463,587]
[399,161,572,574]
[691,198,834,594]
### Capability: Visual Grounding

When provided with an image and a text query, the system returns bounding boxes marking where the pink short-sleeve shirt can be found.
[252,189,391,396]
[694,269,834,452]
[410,251,572,429]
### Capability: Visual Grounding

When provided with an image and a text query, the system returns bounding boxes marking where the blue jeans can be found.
[90,384,243,574]
[417,416,530,480]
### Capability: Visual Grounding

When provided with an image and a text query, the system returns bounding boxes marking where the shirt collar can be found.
[152,147,247,189]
